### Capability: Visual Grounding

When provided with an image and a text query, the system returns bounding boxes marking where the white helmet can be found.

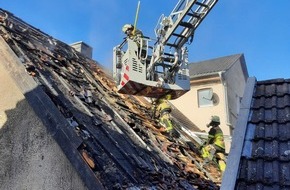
[122,24,134,33]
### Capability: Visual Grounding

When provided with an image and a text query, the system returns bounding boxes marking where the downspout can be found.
[218,71,231,127]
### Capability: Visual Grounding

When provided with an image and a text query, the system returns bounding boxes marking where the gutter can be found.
[218,71,231,127]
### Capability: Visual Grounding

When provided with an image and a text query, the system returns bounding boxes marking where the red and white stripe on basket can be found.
[120,65,129,86]
[118,65,143,95]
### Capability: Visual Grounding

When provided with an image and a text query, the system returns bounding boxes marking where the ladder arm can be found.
[157,0,218,49]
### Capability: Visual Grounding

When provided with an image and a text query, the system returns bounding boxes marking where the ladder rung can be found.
[195,2,208,8]
[164,52,174,57]
[166,43,177,48]
[163,57,175,63]
[172,33,186,38]
[187,12,201,18]
[179,22,193,28]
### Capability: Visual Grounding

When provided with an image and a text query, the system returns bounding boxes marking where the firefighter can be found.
[154,94,179,139]
[122,24,143,39]
[122,24,146,58]
[201,115,226,172]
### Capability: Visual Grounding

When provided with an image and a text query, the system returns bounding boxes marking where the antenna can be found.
[133,1,141,35]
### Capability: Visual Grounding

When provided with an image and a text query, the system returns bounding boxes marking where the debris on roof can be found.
[0,8,223,189]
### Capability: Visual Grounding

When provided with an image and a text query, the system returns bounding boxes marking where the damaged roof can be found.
[0,8,223,189]
[222,77,290,189]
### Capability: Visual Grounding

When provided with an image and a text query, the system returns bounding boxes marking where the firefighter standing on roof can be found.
[201,115,226,172]
[154,94,179,138]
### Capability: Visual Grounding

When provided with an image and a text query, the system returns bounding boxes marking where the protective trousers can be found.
[160,112,173,132]
[201,144,226,172]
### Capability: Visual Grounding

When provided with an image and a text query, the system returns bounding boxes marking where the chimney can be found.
[70,41,93,59]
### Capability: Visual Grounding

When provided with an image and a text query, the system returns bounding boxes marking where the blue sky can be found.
[0,0,289,81]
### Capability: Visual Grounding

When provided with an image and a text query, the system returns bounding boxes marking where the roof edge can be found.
[222,53,244,73]
[220,77,256,190]
[191,53,243,65]
[189,53,244,77]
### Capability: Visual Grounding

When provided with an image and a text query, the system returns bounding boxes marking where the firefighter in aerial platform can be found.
[121,2,144,52]
[153,94,179,139]
[122,24,147,59]
[122,24,143,39]
[201,115,226,173]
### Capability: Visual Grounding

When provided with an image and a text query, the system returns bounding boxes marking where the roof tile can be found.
[254,123,265,139]
[263,140,278,160]
[280,162,290,185]
[263,161,274,184]
[264,123,278,140]
[278,123,290,141]
[237,159,248,180]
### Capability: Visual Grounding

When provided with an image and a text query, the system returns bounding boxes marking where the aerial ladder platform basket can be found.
[113,0,218,100]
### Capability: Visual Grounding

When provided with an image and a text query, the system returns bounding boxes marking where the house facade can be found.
[171,54,249,152]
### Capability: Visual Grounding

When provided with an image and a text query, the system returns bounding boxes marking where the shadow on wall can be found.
[0,94,88,190]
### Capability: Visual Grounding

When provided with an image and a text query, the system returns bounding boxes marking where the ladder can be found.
[156,0,218,49]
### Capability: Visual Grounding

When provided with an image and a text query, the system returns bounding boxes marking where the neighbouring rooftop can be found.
[222,78,290,190]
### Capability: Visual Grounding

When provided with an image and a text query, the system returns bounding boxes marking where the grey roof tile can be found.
[278,123,290,141]
[252,96,290,109]
[235,181,247,190]
[264,123,278,140]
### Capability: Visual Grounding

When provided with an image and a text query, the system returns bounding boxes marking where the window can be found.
[198,88,214,107]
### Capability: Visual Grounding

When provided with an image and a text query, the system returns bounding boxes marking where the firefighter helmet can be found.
[122,24,134,33]
[211,115,220,123]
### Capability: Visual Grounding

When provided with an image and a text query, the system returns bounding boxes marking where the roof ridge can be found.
[192,53,243,65]
[189,53,244,76]
[257,78,290,84]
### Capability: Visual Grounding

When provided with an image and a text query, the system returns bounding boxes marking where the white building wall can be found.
[171,79,232,152]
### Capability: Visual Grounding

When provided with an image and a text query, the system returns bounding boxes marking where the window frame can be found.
[197,88,214,108]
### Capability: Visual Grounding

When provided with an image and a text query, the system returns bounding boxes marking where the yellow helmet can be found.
[122,24,134,33]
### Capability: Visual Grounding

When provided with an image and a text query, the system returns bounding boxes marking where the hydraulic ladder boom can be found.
[113,0,218,100]
[157,0,218,49]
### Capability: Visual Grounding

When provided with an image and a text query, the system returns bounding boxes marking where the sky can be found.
[0,0,289,81]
